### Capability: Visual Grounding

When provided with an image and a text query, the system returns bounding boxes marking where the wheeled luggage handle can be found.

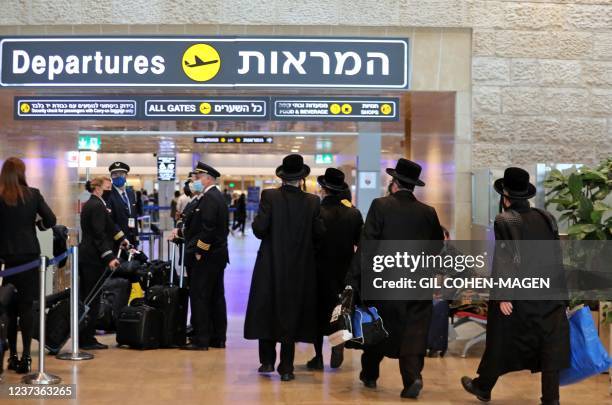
[179,243,185,288]
[169,240,177,286]
[83,247,124,306]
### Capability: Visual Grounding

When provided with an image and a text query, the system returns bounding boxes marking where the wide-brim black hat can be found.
[317,167,348,192]
[276,154,310,181]
[194,162,221,178]
[494,167,536,199]
[386,158,425,187]
[109,161,130,174]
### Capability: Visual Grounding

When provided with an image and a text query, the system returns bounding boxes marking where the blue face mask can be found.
[112,176,127,188]
[192,180,204,193]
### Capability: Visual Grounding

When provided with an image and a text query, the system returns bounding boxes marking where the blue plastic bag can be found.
[559,306,612,386]
[351,306,388,346]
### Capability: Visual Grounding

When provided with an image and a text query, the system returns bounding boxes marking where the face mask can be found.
[192,180,204,193]
[112,176,127,188]
[102,190,111,200]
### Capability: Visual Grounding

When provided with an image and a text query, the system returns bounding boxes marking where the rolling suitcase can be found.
[145,241,188,347]
[115,304,162,350]
[96,278,131,331]
[427,299,450,357]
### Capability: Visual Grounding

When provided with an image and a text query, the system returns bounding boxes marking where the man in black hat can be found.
[306,167,363,371]
[348,158,444,399]
[244,154,325,381]
[106,161,139,247]
[181,163,229,350]
[461,167,569,405]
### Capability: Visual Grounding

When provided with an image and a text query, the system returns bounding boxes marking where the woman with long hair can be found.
[0,157,56,374]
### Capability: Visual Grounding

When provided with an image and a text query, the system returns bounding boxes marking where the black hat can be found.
[109,161,130,174]
[194,162,221,178]
[317,168,348,192]
[276,154,310,181]
[494,167,536,199]
[386,158,425,187]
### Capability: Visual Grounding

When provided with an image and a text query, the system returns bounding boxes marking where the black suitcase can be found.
[145,241,188,347]
[96,278,131,331]
[115,304,162,350]
[427,299,450,357]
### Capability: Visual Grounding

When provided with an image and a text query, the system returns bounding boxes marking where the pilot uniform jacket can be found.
[316,195,363,335]
[348,190,444,358]
[79,194,119,267]
[477,203,570,377]
[244,185,325,344]
[183,187,229,267]
[105,186,139,246]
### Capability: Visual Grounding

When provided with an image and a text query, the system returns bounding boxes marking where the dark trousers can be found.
[232,219,245,234]
[79,261,105,344]
[3,254,39,357]
[361,345,425,388]
[473,370,560,403]
[189,255,227,346]
[259,339,295,374]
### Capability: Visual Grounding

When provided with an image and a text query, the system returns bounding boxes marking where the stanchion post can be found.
[57,246,94,361]
[158,234,163,262]
[23,256,62,384]
[148,234,154,260]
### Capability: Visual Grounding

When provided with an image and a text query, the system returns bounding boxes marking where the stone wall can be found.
[1,0,610,169]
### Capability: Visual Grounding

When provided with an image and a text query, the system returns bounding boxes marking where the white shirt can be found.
[176,194,192,214]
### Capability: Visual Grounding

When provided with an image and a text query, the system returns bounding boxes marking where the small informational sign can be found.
[78,151,97,168]
[272,97,398,121]
[157,156,176,181]
[315,154,334,165]
[194,136,273,144]
[78,135,101,151]
[66,151,79,168]
[15,97,136,119]
[144,99,268,119]
[359,171,378,189]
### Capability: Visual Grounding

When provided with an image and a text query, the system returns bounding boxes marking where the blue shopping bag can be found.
[559,306,612,386]
[351,306,389,346]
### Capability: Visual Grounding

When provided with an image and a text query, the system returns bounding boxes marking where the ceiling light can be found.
[295,136,305,140]
[291,149,299,153]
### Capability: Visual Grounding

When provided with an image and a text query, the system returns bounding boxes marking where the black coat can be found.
[348,190,444,358]
[183,187,229,267]
[316,196,363,335]
[477,204,570,376]
[0,187,56,259]
[105,186,139,245]
[244,185,325,343]
[79,195,118,267]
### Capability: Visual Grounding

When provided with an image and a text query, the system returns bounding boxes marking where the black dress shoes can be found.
[401,378,423,399]
[330,345,344,369]
[461,376,491,402]
[359,373,377,389]
[7,354,19,371]
[209,340,226,349]
[80,341,109,350]
[15,355,31,374]
[180,343,209,351]
[258,364,274,373]
[306,356,323,370]
[280,373,295,382]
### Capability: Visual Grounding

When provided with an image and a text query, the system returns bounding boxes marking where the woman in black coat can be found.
[307,168,363,370]
[0,157,56,374]
[79,176,122,350]
[231,193,247,236]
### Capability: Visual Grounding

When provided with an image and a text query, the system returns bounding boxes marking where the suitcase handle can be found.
[83,248,124,305]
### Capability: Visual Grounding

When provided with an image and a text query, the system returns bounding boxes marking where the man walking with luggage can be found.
[181,163,229,351]
[461,167,569,405]
[348,158,444,399]
[307,168,363,371]
[244,154,325,381]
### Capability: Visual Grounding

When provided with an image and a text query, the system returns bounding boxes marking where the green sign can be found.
[315,154,334,165]
[78,136,100,151]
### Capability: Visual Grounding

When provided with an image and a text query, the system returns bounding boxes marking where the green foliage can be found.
[544,158,612,240]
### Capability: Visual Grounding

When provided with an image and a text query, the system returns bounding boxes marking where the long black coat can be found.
[478,204,570,376]
[79,195,118,267]
[348,190,444,358]
[244,185,325,343]
[316,196,363,335]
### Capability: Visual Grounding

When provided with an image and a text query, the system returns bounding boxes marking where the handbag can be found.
[351,306,389,346]
[559,306,612,386]
[328,286,355,347]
